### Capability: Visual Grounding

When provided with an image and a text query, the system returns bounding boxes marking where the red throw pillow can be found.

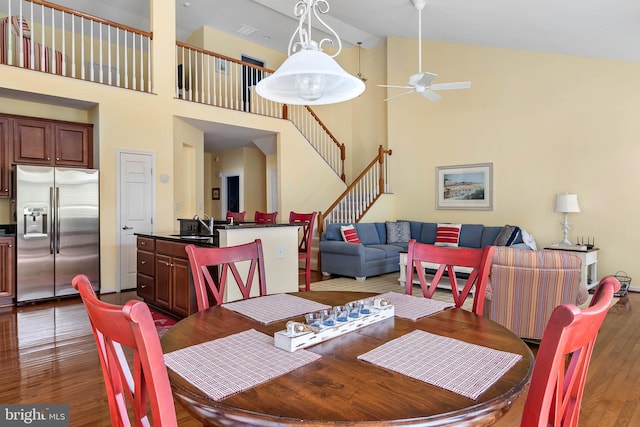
[434,223,462,247]
[340,225,362,244]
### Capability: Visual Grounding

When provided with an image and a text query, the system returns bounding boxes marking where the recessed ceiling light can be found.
[263,35,271,40]
[183,2,191,7]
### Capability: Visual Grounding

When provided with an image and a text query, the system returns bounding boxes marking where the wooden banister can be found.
[32,0,152,38]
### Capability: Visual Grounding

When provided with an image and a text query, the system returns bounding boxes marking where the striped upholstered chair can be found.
[486,246,589,341]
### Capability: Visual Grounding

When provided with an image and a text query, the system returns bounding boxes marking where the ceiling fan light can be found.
[256,49,365,105]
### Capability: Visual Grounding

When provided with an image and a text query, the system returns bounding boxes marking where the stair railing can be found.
[285,105,345,181]
[318,145,392,235]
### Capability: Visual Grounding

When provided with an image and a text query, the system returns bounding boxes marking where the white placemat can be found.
[357,330,522,400]
[221,293,331,324]
[164,329,321,401]
[377,292,454,321]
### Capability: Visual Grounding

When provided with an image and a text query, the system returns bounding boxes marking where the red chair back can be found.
[185,239,267,311]
[226,211,246,221]
[72,274,178,427]
[521,276,620,427]
[405,239,495,315]
[289,211,318,291]
[254,211,278,224]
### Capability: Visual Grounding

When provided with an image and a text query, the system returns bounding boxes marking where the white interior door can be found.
[117,151,154,291]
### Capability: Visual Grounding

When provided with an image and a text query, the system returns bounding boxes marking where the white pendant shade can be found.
[255,49,365,105]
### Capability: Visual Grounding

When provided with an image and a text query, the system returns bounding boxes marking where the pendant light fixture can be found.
[255,0,365,105]
[356,42,367,82]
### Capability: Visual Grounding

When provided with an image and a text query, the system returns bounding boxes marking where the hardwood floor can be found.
[0,275,636,426]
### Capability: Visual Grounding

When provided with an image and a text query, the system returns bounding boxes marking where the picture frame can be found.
[212,188,220,200]
[435,163,493,210]
[215,57,228,75]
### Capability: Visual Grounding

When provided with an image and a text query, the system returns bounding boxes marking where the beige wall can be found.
[3,2,638,291]
[386,36,640,282]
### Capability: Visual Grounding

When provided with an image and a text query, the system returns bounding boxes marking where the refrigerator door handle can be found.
[50,187,55,254]
[56,186,61,254]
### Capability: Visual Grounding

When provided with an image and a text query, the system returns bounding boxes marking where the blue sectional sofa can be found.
[319,221,527,280]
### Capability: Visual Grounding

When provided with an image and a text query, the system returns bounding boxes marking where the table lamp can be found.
[555,193,580,245]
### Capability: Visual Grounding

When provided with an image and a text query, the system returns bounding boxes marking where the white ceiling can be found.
[47,0,640,151]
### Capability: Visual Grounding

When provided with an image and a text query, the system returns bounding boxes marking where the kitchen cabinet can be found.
[136,237,155,301]
[0,118,11,198]
[0,237,15,301]
[12,116,93,168]
[136,236,197,318]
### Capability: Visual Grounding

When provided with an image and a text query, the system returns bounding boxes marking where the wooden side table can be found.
[544,247,599,290]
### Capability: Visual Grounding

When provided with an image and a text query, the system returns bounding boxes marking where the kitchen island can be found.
[135,223,299,318]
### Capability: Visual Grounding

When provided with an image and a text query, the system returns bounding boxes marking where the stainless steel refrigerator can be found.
[12,165,99,302]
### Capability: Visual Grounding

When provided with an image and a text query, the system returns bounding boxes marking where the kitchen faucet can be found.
[193,214,214,235]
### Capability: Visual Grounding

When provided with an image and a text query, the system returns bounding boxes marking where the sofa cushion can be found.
[354,223,381,245]
[363,246,387,261]
[459,224,485,248]
[386,221,411,244]
[340,225,361,244]
[368,244,405,258]
[434,223,462,247]
[324,223,346,241]
[481,227,503,247]
[494,225,521,246]
[419,222,437,244]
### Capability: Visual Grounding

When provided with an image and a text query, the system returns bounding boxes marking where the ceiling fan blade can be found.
[378,84,413,89]
[421,89,442,102]
[430,81,471,90]
[384,90,415,102]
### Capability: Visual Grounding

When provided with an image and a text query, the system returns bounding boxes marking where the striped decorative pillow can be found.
[434,223,462,247]
[340,225,362,244]
[10,16,31,39]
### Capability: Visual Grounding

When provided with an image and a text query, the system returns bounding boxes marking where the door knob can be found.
[122,225,133,230]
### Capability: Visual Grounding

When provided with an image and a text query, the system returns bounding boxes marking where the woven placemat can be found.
[221,293,331,324]
[358,330,522,400]
[164,329,321,401]
[377,292,454,321]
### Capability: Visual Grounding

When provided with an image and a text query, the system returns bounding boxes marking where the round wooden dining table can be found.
[161,291,534,426]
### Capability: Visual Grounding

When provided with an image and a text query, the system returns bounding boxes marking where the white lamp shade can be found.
[555,194,581,213]
[255,49,365,105]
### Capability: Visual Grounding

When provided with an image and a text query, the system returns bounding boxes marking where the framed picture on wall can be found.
[435,163,493,210]
[212,188,220,200]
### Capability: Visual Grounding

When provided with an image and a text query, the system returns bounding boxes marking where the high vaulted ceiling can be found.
[54,0,640,63]
[49,0,640,152]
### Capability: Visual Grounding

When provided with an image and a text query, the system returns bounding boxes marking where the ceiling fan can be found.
[379,0,470,102]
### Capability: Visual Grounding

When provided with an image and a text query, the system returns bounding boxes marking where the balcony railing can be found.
[1,0,152,92]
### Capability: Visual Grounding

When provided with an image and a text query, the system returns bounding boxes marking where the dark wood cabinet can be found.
[136,237,155,301]
[136,236,197,318]
[0,118,11,198]
[12,117,54,165]
[12,116,92,168]
[55,122,93,167]
[0,237,15,300]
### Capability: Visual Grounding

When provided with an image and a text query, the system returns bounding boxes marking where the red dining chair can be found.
[226,210,246,222]
[185,239,267,311]
[254,211,278,224]
[289,211,318,291]
[405,239,495,315]
[520,276,620,427]
[71,274,178,427]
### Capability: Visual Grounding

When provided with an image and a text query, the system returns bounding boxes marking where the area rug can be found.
[149,308,178,337]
